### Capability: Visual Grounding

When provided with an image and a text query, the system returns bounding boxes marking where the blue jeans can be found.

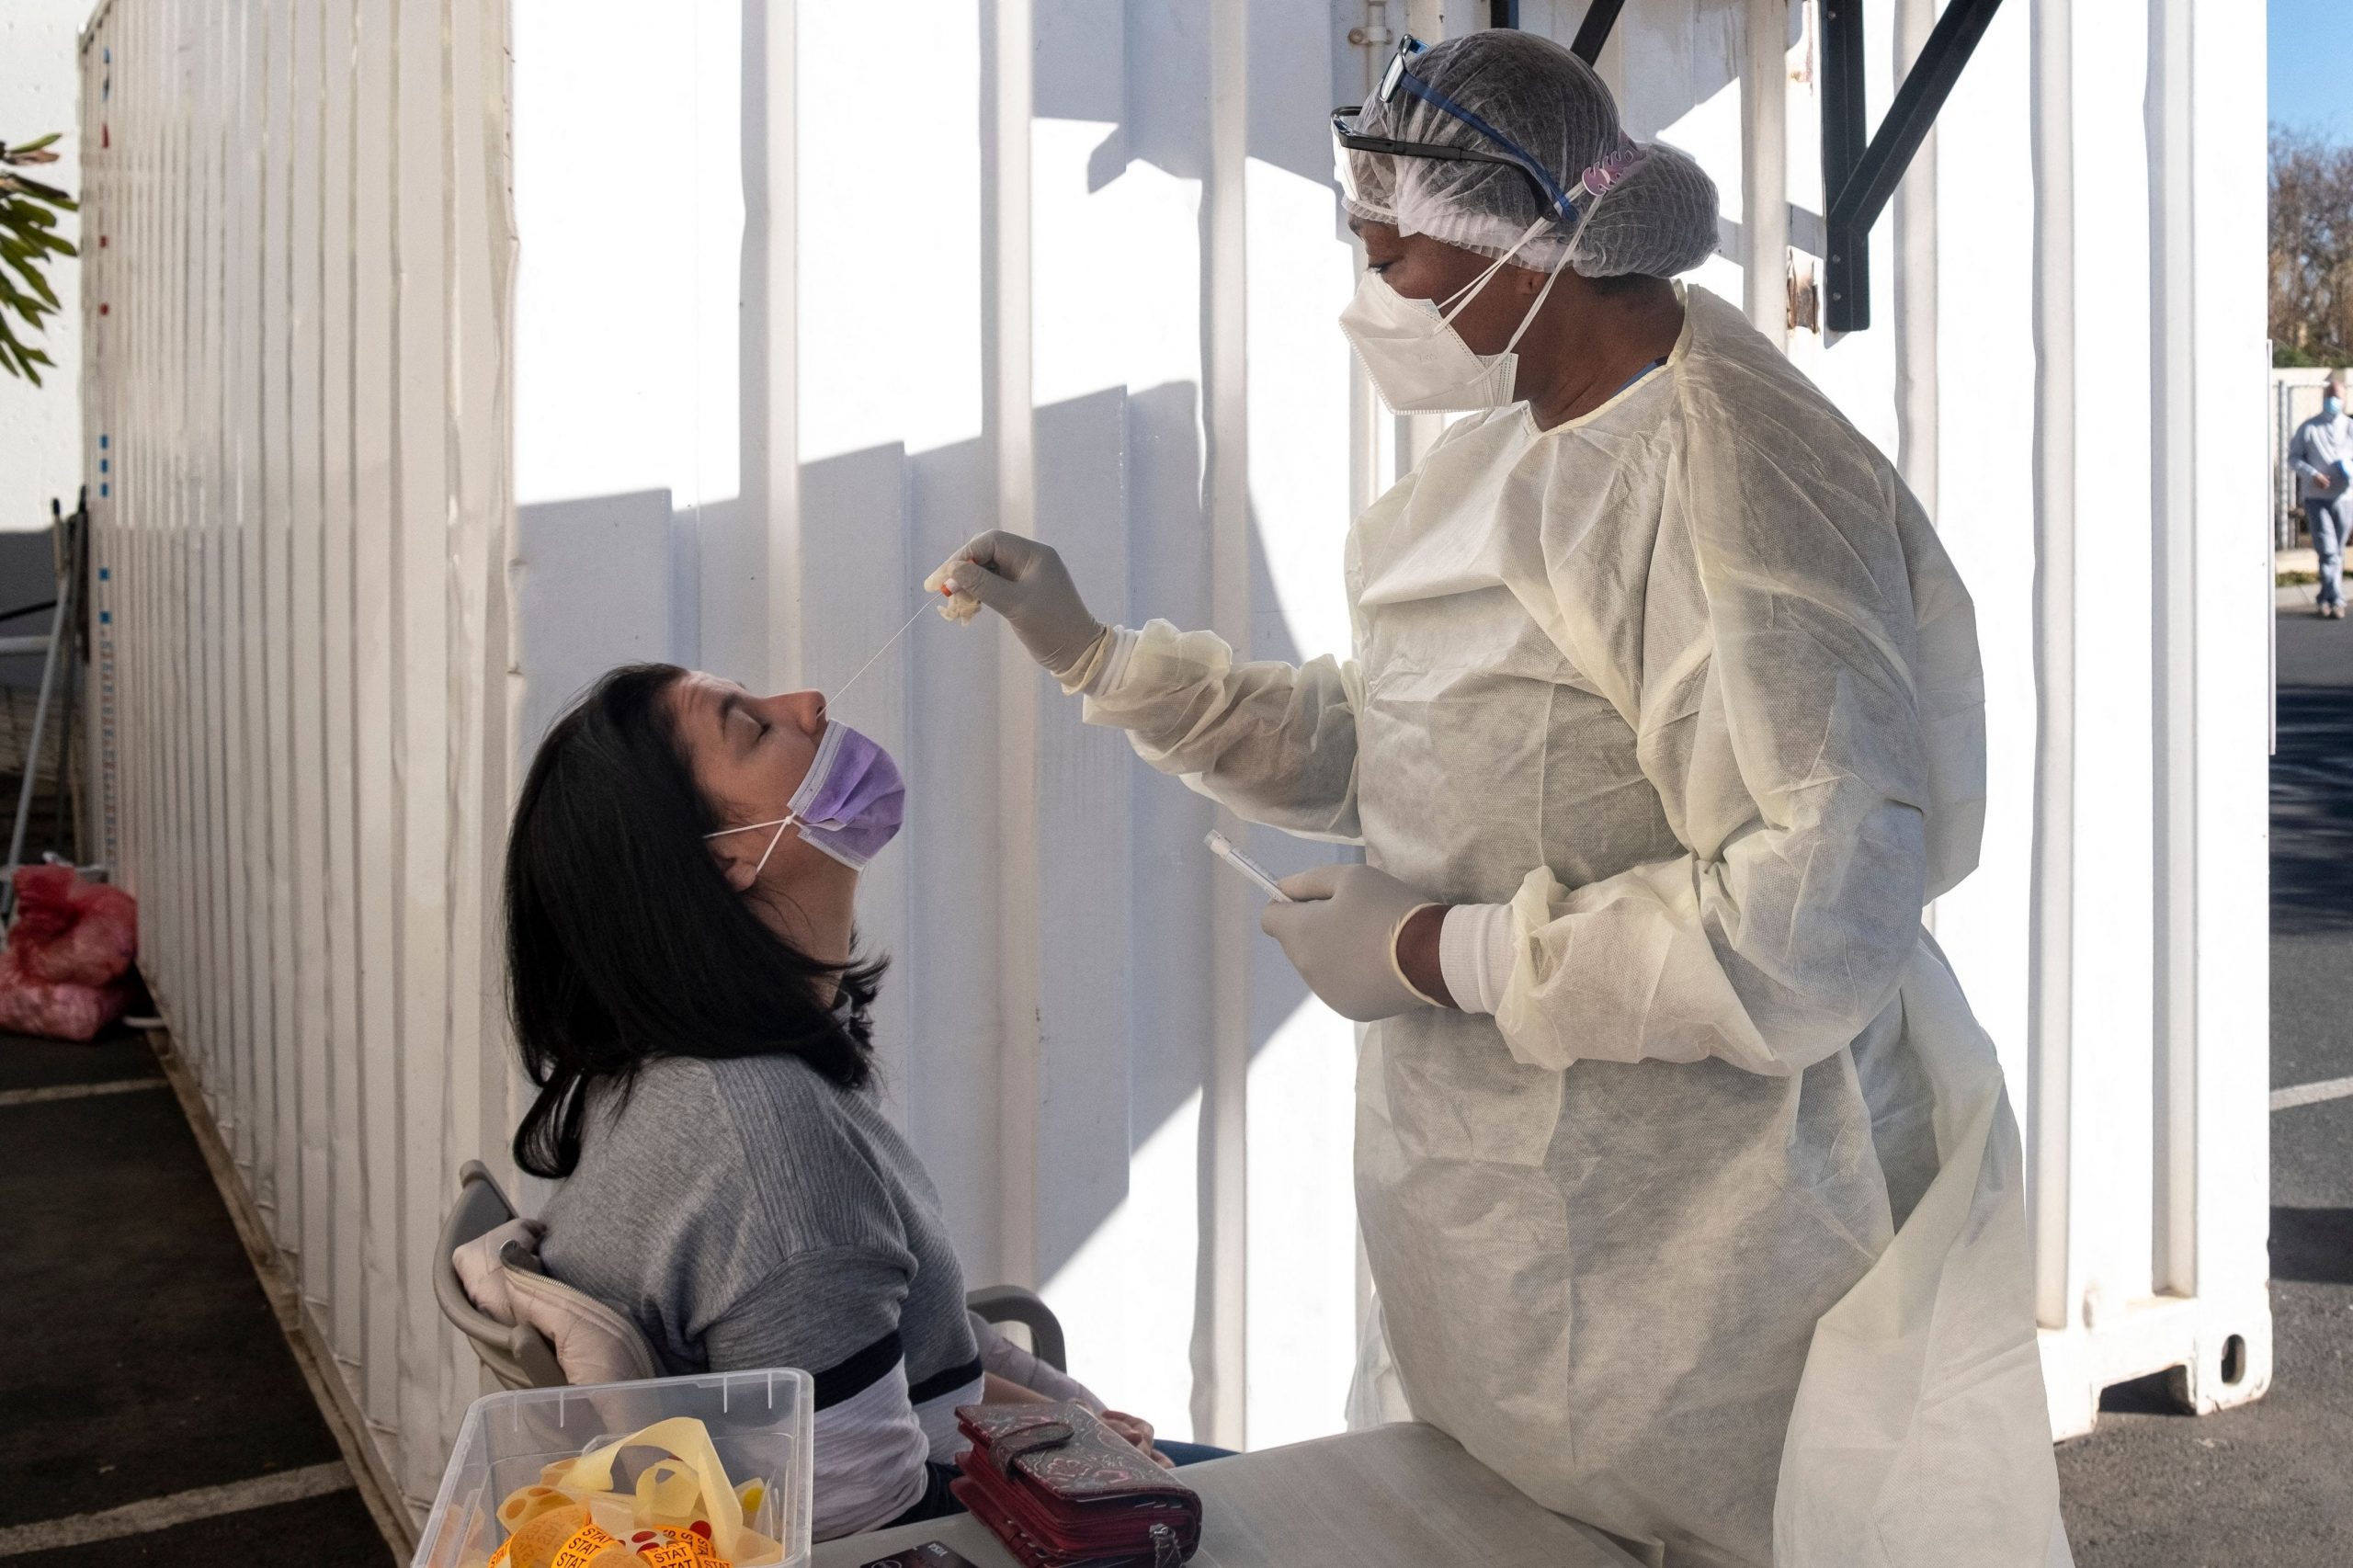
[1150,1440,1234,1466]
[2311,495,2347,608]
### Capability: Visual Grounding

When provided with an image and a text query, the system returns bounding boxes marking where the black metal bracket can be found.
[1568,0,1626,63]
[1823,0,2005,331]
[1559,0,2002,334]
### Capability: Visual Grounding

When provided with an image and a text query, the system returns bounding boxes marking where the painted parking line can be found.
[0,1462,353,1556]
[0,1077,166,1109]
[2271,1075,2353,1112]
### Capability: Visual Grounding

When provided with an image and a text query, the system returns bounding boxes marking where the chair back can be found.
[433,1160,565,1390]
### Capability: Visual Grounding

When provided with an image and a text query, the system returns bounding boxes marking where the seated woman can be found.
[506,665,1222,1541]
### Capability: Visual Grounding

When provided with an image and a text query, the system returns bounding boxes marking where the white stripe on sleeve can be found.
[914,1369,986,1461]
[811,1358,930,1541]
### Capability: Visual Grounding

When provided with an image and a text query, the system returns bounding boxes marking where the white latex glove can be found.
[930,530,1106,677]
[1260,863,1441,1023]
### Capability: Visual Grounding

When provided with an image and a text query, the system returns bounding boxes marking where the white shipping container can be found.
[77,0,2273,1529]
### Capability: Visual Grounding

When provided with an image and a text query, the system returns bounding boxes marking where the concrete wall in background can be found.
[0,0,85,531]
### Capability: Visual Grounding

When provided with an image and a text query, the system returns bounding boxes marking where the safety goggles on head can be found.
[1331,33,1581,223]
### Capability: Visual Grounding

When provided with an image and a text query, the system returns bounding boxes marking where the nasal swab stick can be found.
[830,600,933,704]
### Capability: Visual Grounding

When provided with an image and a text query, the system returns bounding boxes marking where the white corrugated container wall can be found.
[76,0,516,1514]
[78,0,2273,1528]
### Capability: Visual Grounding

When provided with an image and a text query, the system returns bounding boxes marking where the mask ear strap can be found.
[749,816,796,881]
[1501,253,1572,358]
[704,812,803,883]
[1435,210,1559,325]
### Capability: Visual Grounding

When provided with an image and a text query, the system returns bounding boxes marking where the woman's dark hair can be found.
[505,664,884,1177]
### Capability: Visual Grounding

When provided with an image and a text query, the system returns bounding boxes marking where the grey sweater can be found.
[539,1051,981,1536]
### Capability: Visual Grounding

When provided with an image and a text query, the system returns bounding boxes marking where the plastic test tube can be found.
[1205,830,1293,903]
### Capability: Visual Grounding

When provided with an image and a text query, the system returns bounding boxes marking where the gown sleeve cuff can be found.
[1060,625,1140,698]
[1439,902,1517,1016]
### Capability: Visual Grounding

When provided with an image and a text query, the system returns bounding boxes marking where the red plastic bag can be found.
[0,952,130,1040]
[0,867,138,1041]
[8,864,138,987]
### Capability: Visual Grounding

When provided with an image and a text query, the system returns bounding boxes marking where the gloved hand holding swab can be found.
[922,558,984,623]
[921,531,1108,678]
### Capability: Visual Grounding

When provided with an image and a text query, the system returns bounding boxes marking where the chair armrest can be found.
[966,1284,1067,1372]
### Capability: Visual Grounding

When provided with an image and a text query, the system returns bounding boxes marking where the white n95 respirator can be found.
[1337,212,1568,415]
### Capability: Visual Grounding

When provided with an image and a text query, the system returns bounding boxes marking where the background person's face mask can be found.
[2328,395,2345,417]
[704,720,906,877]
[1338,212,1569,414]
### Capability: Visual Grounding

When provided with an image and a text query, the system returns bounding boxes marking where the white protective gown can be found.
[1074,287,2071,1567]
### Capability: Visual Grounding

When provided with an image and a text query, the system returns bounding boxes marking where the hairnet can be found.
[1345,29,1721,278]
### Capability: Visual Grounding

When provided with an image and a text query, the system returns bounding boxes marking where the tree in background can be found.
[0,134,76,385]
[2272,126,2353,368]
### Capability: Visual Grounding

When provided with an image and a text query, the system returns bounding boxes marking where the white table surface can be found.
[811,1422,1646,1568]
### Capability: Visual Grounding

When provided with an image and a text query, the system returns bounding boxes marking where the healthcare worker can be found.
[933,29,2068,1568]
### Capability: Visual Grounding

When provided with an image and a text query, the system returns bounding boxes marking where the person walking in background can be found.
[2290,372,2353,619]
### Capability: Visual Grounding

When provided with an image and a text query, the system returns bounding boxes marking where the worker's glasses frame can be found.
[1331,33,1580,223]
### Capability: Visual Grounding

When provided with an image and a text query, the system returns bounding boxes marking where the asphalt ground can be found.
[2054,608,2353,1565]
[0,1028,394,1567]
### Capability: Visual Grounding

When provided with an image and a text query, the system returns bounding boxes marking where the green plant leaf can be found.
[0,133,74,383]
[0,249,60,307]
[3,176,71,205]
[0,334,37,383]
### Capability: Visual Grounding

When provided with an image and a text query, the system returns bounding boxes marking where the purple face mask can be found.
[704,720,906,875]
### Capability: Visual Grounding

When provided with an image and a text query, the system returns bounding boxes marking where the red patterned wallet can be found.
[949,1403,1202,1568]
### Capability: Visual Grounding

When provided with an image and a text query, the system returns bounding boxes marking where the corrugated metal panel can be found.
[81,0,2274,1516]
[78,0,515,1511]
[506,0,1374,1459]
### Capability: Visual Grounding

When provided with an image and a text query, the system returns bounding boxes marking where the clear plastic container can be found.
[414,1368,813,1568]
